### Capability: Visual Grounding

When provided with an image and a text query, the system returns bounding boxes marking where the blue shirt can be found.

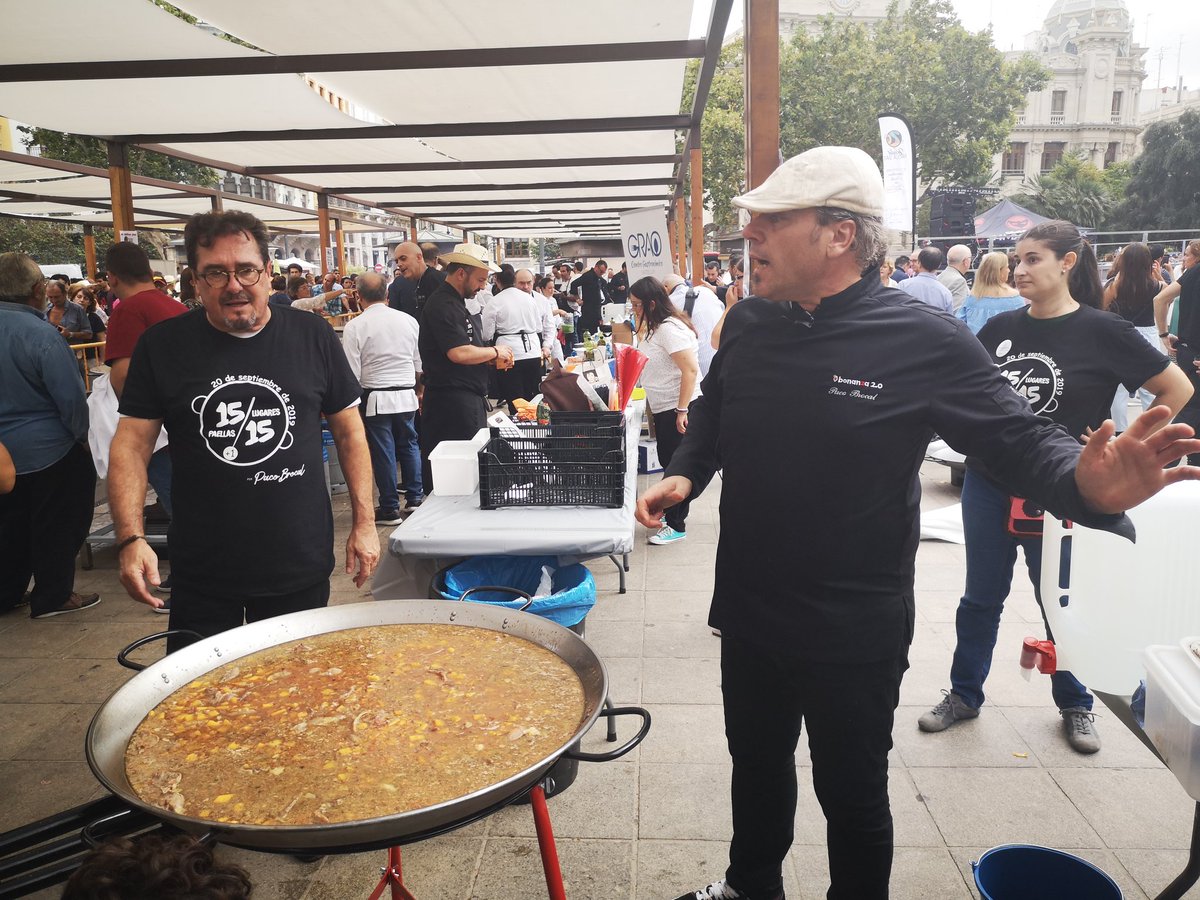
[898,272,954,313]
[0,301,89,473]
[955,293,1028,335]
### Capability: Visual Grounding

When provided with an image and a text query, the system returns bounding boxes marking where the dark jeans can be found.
[722,635,907,900]
[0,443,96,616]
[652,408,690,532]
[362,409,422,513]
[419,387,487,494]
[949,469,1091,711]
[146,446,173,517]
[166,580,331,653]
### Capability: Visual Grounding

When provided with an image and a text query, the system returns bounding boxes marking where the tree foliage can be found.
[1013,152,1129,229]
[682,0,1048,232]
[1114,110,1200,230]
[18,127,218,187]
[0,218,157,267]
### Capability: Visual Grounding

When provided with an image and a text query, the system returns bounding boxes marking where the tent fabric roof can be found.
[971,198,1052,239]
[0,0,724,240]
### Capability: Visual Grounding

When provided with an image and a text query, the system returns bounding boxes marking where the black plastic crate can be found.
[548,409,624,429]
[478,421,626,509]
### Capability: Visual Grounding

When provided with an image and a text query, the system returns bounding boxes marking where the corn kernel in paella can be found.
[214,794,234,804]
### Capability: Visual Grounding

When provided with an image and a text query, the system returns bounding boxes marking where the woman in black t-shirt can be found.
[1103,242,1166,430]
[919,221,1192,754]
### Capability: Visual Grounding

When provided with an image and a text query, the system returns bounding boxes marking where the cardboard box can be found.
[610,322,634,345]
[638,439,662,474]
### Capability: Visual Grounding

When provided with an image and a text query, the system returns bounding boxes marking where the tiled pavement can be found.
[2,463,1198,899]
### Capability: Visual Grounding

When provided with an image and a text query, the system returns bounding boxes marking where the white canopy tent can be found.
[0,0,731,242]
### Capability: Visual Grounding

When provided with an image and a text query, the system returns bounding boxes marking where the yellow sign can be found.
[0,117,12,152]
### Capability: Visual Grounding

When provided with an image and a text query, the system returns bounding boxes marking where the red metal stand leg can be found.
[530,785,567,900]
[367,846,418,900]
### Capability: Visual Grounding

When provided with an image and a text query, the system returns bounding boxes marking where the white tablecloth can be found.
[373,402,644,598]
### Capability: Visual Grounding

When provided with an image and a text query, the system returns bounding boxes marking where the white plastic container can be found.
[428,428,489,496]
[1144,644,1200,800]
[1040,481,1200,695]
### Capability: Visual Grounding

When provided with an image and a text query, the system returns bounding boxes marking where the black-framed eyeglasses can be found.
[199,266,265,289]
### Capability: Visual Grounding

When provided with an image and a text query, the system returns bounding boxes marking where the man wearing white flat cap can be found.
[637,146,1200,900]
[417,242,513,492]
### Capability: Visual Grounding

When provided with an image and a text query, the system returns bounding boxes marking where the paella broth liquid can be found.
[125,624,586,826]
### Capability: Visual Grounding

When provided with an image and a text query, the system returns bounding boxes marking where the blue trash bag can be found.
[436,555,596,627]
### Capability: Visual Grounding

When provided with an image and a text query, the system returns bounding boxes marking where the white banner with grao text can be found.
[620,206,673,283]
[878,113,915,233]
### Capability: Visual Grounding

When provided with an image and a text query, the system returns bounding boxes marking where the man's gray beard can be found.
[222,309,259,332]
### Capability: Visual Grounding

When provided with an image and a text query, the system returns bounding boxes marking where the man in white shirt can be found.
[516,268,561,363]
[936,244,972,310]
[341,272,423,525]
[663,273,724,378]
[482,268,551,412]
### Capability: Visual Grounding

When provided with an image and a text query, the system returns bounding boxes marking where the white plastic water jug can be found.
[1040,481,1200,696]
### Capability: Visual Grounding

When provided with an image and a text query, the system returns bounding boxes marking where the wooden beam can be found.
[210,194,224,211]
[674,197,687,275]
[334,219,346,273]
[83,225,96,281]
[744,0,781,193]
[667,216,678,273]
[690,145,705,283]
[317,194,331,277]
[245,154,683,176]
[106,142,135,237]
[0,41,707,83]
[409,216,418,244]
[109,115,691,145]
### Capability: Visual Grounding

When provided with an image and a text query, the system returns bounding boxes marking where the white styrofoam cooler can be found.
[428,428,489,496]
[1144,643,1200,800]
[1040,481,1200,696]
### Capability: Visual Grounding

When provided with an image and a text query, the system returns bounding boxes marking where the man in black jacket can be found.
[572,259,611,333]
[640,146,1200,900]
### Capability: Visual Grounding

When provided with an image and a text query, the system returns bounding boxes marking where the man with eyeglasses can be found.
[109,211,379,652]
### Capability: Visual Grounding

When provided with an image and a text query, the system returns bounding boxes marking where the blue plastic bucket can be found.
[973,845,1122,899]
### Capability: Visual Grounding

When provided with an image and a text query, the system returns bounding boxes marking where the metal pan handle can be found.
[458,585,534,611]
[564,706,651,763]
[117,630,204,671]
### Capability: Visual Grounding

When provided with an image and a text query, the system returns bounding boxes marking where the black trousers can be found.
[419,386,488,494]
[0,443,96,616]
[722,635,908,900]
[652,409,691,532]
[166,580,331,653]
[498,356,544,413]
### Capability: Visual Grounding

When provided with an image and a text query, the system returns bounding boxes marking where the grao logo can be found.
[626,231,663,259]
[885,129,903,149]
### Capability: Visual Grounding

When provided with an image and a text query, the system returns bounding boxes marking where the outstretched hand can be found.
[1075,406,1200,514]
[636,476,693,529]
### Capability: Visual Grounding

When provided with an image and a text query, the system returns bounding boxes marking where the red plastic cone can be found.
[614,344,649,411]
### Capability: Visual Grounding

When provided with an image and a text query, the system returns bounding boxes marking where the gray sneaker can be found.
[1060,707,1101,754]
[918,690,980,733]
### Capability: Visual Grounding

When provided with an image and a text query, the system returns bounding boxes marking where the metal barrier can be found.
[72,340,106,393]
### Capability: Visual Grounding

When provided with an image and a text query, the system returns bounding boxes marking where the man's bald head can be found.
[515,269,534,293]
[356,271,387,303]
[946,244,972,273]
[393,242,427,281]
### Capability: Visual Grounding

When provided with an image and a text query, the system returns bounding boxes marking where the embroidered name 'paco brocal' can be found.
[827,373,884,400]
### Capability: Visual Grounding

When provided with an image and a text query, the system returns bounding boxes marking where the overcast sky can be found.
[690,1,1197,93]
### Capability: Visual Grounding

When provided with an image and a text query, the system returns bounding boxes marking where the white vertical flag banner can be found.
[878,113,915,233]
[620,206,673,282]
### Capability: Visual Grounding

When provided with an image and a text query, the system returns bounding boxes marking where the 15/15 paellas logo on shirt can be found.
[993,339,1063,415]
[191,376,297,466]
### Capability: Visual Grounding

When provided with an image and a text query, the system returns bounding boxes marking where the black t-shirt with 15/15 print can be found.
[118,306,361,597]
[975,304,1170,443]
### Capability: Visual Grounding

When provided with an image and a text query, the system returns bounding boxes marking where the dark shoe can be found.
[674,880,782,900]
[153,596,171,615]
[31,592,101,619]
[154,574,172,595]
[918,690,980,733]
[375,507,403,526]
[1061,707,1101,754]
[16,592,30,608]
[405,496,424,509]
[143,501,170,524]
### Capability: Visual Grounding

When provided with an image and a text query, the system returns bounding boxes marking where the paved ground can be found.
[2,461,1198,899]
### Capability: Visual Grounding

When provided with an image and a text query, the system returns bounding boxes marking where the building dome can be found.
[1039,0,1130,55]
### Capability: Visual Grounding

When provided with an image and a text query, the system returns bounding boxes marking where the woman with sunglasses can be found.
[629,276,701,546]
